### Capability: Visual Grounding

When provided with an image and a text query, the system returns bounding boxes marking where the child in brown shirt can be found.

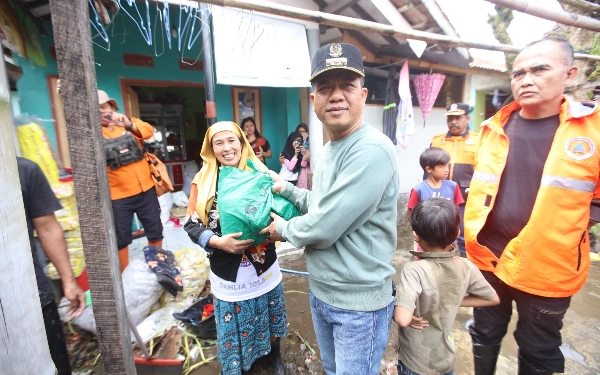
[394,198,499,375]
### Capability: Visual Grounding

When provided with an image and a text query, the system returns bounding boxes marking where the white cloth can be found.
[279,163,298,182]
[210,256,282,302]
[397,60,415,150]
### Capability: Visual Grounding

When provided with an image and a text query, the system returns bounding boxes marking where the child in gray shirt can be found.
[394,198,499,375]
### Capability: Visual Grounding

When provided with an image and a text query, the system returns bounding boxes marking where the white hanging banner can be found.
[212,7,311,87]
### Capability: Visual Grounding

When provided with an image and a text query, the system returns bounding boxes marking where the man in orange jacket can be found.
[99,90,163,271]
[465,38,600,374]
[430,103,478,257]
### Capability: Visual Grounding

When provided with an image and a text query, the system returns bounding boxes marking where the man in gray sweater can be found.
[261,43,399,375]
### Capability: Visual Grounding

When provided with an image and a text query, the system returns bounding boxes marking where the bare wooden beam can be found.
[197,0,600,61]
[0,47,56,375]
[346,29,380,56]
[49,0,135,373]
[559,0,600,11]
[342,30,377,61]
[312,0,328,9]
[486,0,600,32]
[367,55,508,78]
[323,0,360,14]
[350,4,402,47]
[419,0,470,60]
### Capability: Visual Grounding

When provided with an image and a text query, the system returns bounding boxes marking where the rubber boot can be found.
[118,246,129,273]
[518,354,554,375]
[268,338,290,375]
[473,343,501,375]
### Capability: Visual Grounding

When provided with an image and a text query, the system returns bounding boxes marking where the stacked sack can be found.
[17,122,86,281]
[47,182,85,280]
[17,123,60,185]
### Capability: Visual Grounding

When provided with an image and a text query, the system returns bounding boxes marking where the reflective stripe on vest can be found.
[540,175,596,193]
[472,171,500,184]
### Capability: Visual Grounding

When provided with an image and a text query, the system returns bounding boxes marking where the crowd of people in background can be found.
[24,36,600,375]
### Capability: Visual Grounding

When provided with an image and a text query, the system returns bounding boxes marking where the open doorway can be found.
[120,79,206,190]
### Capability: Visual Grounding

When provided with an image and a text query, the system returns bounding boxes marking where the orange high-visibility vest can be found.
[465,97,600,297]
[431,130,479,201]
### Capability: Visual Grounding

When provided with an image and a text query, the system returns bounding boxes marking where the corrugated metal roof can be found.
[470,58,508,72]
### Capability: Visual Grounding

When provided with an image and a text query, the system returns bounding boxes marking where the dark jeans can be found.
[468,271,571,372]
[111,186,163,249]
[397,361,454,375]
[42,301,72,375]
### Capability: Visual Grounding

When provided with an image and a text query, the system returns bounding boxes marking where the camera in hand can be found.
[101,112,112,123]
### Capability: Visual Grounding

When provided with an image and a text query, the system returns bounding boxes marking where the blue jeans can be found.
[397,360,454,375]
[309,289,394,375]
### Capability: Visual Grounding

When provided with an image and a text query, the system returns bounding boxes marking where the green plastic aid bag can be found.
[217,160,301,245]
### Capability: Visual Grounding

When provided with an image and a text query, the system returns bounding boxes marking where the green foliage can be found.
[487,5,515,72]
[588,35,600,83]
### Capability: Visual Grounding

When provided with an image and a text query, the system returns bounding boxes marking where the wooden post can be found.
[49,0,134,373]
[0,41,56,375]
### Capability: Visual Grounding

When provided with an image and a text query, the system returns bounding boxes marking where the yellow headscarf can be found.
[190,121,266,224]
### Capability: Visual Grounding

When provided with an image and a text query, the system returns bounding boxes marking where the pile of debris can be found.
[64,247,217,374]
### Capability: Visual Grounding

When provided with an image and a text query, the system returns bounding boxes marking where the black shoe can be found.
[518,354,554,375]
[473,343,501,375]
[267,338,290,375]
[172,295,217,340]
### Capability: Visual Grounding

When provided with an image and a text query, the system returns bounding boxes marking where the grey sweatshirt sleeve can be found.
[276,143,395,249]
[280,181,311,214]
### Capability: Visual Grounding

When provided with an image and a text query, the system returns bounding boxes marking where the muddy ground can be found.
[73,214,600,374]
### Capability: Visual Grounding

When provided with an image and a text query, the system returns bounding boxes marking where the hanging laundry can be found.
[382,65,399,145]
[396,61,415,150]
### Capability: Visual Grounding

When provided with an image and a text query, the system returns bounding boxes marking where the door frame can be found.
[119,78,205,118]
[47,74,70,168]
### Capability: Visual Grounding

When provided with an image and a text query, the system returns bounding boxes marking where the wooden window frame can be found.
[231,86,262,133]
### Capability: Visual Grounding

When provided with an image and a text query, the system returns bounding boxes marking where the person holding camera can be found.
[278,131,307,186]
[99,90,163,272]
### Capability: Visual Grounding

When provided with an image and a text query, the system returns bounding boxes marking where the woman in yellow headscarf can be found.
[184,122,289,375]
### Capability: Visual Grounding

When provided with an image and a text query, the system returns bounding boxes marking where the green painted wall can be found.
[253,87,301,171]
[13,6,301,171]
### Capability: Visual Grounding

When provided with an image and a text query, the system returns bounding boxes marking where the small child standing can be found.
[394,198,499,375]
[407,147,464,220]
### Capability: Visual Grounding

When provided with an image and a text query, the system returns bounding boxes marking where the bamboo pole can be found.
[486,0,600,32]
[188,0,600,62]
[558,0,600,12]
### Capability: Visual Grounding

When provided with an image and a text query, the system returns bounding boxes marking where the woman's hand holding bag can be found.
[208,233,254,254]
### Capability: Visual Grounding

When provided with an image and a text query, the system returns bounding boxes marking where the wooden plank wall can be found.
[0,40,57,375]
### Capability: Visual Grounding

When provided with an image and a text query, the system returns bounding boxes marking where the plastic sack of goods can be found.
[217,160,301,244]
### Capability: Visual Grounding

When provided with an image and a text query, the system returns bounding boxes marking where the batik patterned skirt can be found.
[214,282,288,375]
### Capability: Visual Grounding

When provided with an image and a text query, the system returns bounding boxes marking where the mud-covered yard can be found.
[72,214,600,375]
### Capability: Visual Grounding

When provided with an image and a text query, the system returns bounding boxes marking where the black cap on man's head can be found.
[310,43,365,82]
[443,103,471,116]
